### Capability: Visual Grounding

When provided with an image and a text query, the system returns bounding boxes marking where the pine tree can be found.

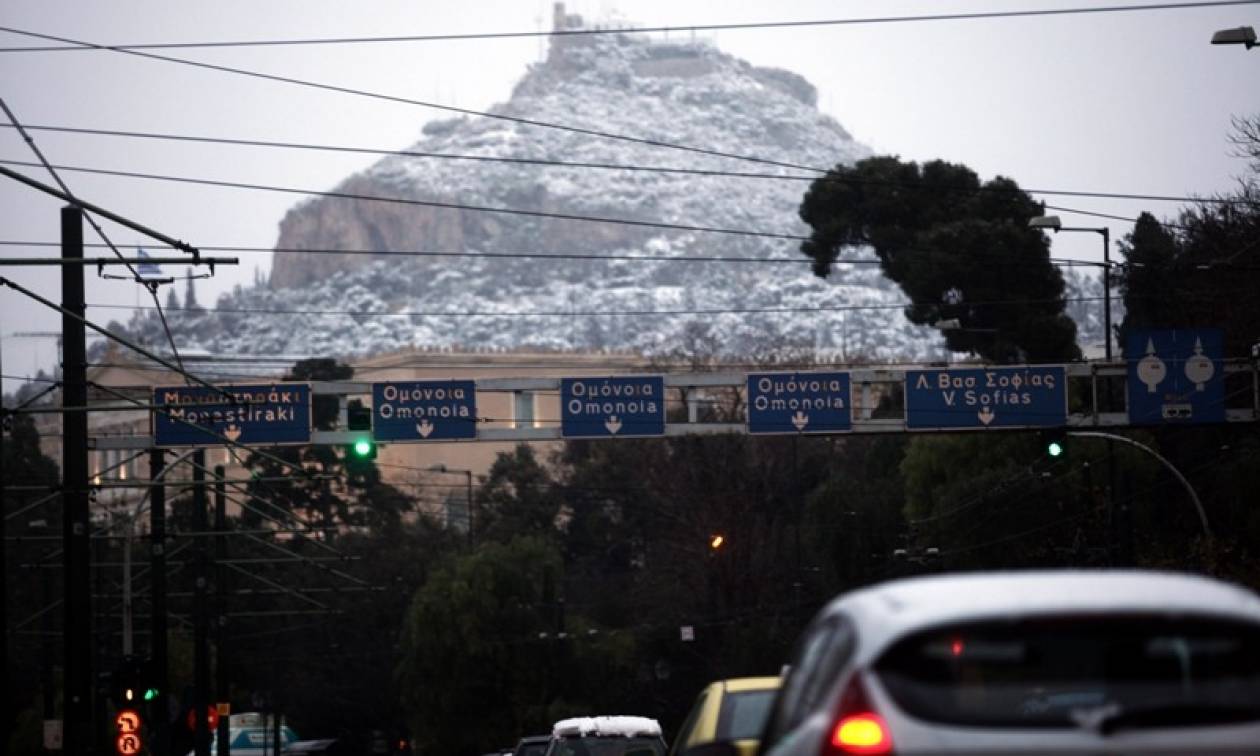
[798,156,1079,364]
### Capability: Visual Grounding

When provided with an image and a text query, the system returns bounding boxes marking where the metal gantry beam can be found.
[84,361,1260,450]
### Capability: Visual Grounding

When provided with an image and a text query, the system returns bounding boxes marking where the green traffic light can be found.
[1047,441,1064,457]
[143,688,159,701]
[352,438,373,457]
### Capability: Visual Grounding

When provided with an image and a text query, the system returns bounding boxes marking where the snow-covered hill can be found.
[118,16,1101,364]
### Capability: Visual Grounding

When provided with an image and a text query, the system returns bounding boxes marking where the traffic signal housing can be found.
[1041,429,1068,459]
[109,657,145,706]
[345,400,376,463]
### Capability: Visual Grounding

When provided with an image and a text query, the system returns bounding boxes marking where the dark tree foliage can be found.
[474,445,566,543]
[1116,197,1260,359]
[799,156,1080,364]
[3,412,63,756]
[241,357,362,529]
[1110,117,1260,570]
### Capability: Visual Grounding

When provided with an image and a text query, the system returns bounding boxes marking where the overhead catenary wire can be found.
[0,159,1194,245]
[75,291,1229,319]
[0,241,1142,271]
[0,159,808,242]
[6,4,1254,197]
[0,122,1245,207]
[1,1,1254,51]
[0,98,194,384]
[0,26,823,175]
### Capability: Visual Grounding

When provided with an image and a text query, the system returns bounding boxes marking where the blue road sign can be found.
[1127,328,1225,425]
[905,366,1067,430]
[747,371,851,434]
[153,383,311,447]
[561,376,665,438]
[372,380,477,441]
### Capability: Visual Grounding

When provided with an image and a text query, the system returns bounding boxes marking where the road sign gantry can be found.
[92,360,1258,451]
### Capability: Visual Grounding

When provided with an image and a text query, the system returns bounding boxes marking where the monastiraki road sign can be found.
[152,383,311,447]
[746,371,851,434]
[904,366,1067,430]
[372,380,477,440]
[561,375,665,438]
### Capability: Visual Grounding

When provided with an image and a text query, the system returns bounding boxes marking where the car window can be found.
[517,742,549,756]
[875,614,1260,728]
[715,689,776,741]
[762,614,854,748]
[669,688,709,755]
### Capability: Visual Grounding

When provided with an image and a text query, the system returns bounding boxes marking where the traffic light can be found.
[345,400,376,463]
[109,657,142,705]
[1041,429,1067,458]
[139,658,160,702]
[709,533,725,551]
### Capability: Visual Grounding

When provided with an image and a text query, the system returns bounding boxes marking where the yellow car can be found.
[670,677,781,756]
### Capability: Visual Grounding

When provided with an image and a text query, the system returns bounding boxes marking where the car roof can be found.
[552,716,662,738]
[716,676,781,694]
[517,735,551,744]
[826,570,1260,657]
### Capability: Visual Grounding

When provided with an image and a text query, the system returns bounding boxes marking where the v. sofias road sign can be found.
[152,383,311,447]
[905,366,1067,430]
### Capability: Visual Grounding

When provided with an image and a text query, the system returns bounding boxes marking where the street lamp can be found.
[1211,25,1256,49]
[1029,215,1112,360]
[428,463,474,535]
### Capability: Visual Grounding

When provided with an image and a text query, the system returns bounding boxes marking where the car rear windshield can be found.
[549,736,665,756]
[716,689,777,741]
[875,614,1260,729]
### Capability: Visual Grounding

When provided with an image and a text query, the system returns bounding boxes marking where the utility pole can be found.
[193,450,210,756]
[150,448,170,756]
[1,325,8,749]
[215,465,230,756]
[61,204,94,755]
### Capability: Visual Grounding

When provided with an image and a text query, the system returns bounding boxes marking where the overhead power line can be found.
[0,25,821,175]
[0,160,1174,248]
[0,122,1240,206]
[0,2,1254,51]
[0,159,807,241]
[0,240,1123,272]
[85,294,1115,320]
[0,100,196,385]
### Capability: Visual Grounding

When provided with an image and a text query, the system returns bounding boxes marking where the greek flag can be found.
[135,247,162,278]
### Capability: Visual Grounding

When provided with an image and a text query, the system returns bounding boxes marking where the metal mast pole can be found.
[193,449,210,756]
[61,204,94,754]
[215,465,230,756]
[149,448,170,756]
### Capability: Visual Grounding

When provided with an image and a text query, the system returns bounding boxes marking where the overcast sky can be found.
[2,0,1256,393]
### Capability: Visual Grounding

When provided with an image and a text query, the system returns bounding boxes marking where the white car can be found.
[758,571,1260,755]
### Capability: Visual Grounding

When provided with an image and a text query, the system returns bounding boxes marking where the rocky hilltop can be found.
[121,8,1101,362]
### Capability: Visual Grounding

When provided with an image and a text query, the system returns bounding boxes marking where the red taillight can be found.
[830,713,892,754]
[825,674,894,755]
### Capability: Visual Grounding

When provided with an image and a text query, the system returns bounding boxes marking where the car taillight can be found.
[831,713,892,754]
[825,674,893,755]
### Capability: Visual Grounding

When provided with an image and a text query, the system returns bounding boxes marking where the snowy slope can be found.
[118,26,1101,364]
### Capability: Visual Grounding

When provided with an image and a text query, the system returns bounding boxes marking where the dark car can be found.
[282,738,362,756]
[544,717,666,756]
[514,735,552,756]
